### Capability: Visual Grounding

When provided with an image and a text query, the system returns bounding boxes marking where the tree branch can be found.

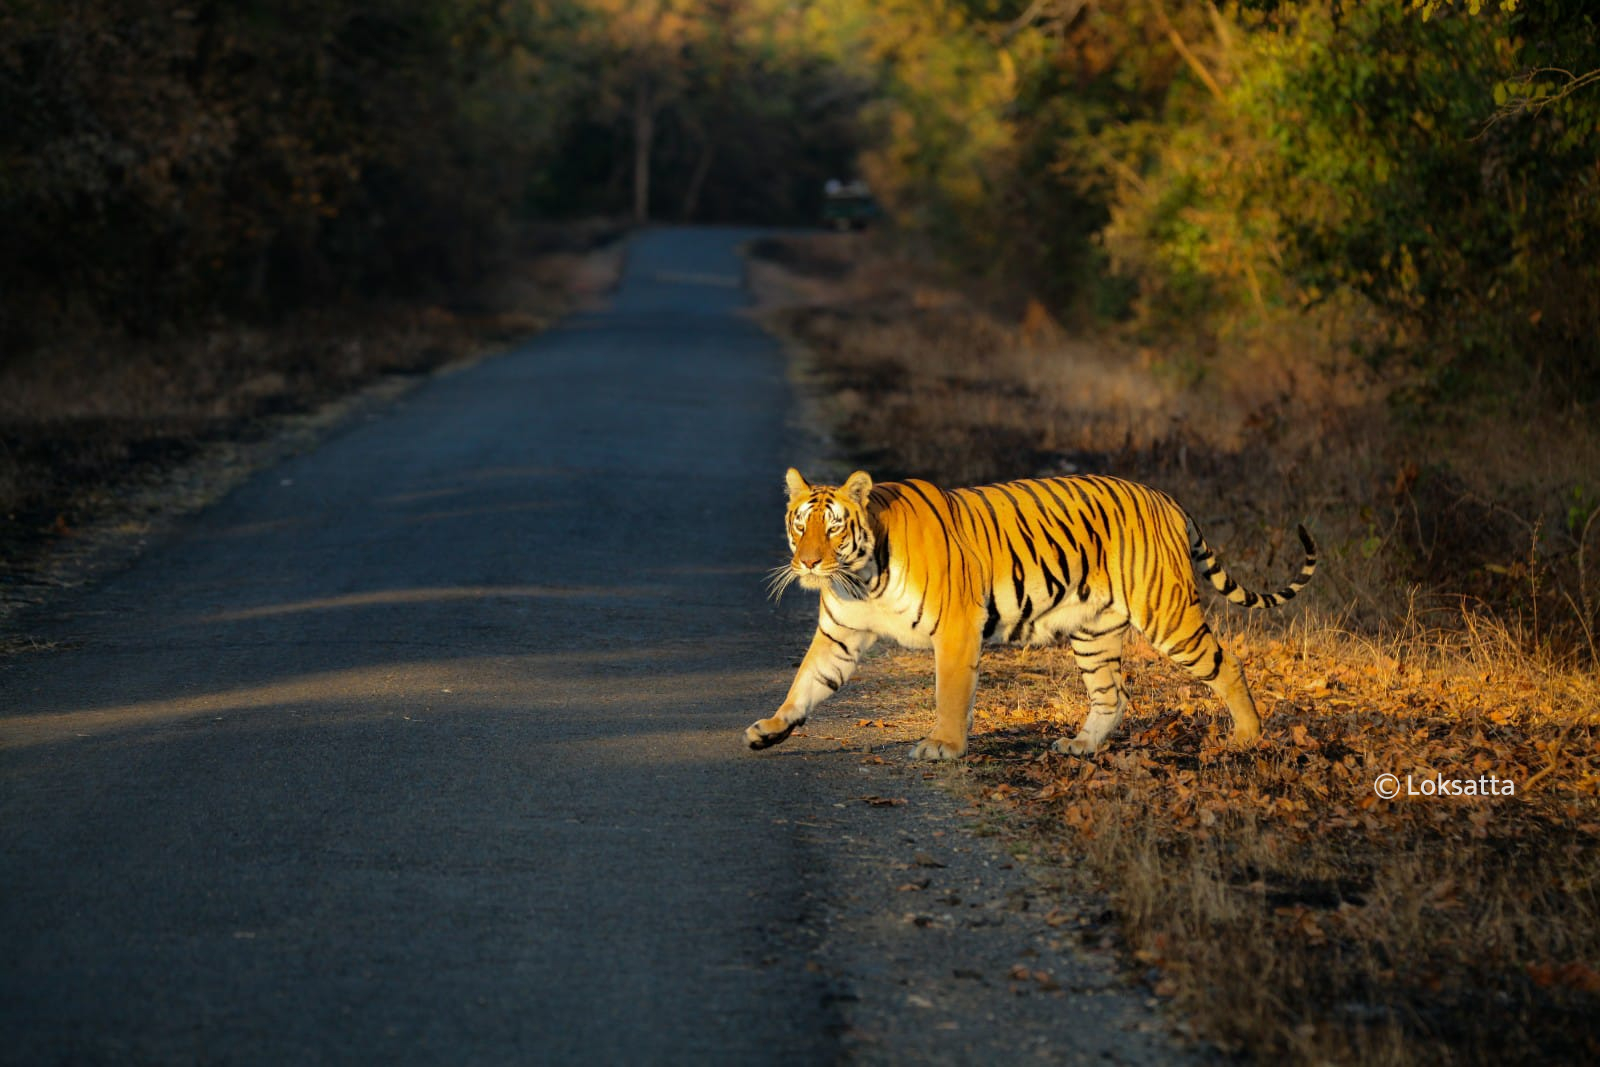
[1477,66,1600,138]
[1149,0,1225,102]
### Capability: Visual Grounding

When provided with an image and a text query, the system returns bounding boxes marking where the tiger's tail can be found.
[1187,517,1317,609]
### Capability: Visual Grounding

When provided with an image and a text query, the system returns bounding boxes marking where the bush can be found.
[857,0,1600,397]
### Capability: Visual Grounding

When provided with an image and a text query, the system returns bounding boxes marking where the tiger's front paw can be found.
[745,714,803,751]
[910,735,967,760]
[1053,735,1102,757]
[1227,725,1261,749]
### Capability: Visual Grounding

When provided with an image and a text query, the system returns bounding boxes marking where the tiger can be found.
[745,468,1316,760]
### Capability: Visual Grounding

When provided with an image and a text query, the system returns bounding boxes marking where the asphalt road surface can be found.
[1,228,1193,1065]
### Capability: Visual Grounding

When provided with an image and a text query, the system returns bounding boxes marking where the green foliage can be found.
[538,0,871,224]
[6,0,1595,398]
[1113,4,1509,336]
[0,0,875,354]
[855,0,1600,398]
[0,0,581,348]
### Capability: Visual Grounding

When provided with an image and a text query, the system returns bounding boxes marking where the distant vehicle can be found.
[821,178,882,231]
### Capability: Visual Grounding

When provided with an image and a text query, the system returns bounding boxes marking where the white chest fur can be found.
[822,574,1110,652]
[820,585,936,650]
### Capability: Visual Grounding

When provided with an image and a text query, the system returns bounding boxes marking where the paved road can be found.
[1,228,1191,1065]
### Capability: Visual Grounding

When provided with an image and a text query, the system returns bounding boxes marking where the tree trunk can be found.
[633,79,654,224]
[681,139,716,221]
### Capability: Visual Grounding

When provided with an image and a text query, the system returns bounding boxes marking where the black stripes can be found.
[783,472,1314,670]
[1188,514,1319,611]
[768,470,1313,761]
[820,599,868,635]
[818,626,852,655]
[1297,522,1317,560]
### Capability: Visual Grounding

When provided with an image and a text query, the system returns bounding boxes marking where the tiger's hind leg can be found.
[1054,624,1130,756]
[1152,603,1260,747]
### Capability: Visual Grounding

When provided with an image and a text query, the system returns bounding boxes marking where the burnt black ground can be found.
[0,228,1194,1065]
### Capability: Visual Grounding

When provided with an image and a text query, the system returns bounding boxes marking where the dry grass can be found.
[959,626,1600,1064]
[750,234,1600,1063]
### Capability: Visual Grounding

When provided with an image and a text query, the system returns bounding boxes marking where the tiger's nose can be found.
[797,554,822,569]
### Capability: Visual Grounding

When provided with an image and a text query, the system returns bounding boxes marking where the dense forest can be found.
[0,0,867,351]
[4,0,1595,392]
[863,0,1600,404]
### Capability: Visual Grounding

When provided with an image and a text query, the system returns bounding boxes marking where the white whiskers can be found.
[764,560,872,602]
[829,568,870,600]
[765,563,800,601]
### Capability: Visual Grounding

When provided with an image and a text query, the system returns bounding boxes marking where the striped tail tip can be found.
[1195,520,1317,609]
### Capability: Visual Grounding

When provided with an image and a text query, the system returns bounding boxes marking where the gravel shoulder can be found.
[766,717,1202,1064]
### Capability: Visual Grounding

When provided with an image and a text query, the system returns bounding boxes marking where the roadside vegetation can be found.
[6,1,1598,1058]
[1,0,868,603]
[749,219,1599,1060]
[0,235,619,628]
[748,16,1600,1057]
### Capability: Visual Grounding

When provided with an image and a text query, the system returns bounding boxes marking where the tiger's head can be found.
[768,468,877,599]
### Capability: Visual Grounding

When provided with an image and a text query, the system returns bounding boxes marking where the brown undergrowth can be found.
[0,226,622,629]
[749,234,1600,1063]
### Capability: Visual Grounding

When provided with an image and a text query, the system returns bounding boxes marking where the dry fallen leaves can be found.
[948,636,1600,1062]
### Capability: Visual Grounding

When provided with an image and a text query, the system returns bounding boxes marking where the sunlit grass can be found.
[751,233,1600,1063]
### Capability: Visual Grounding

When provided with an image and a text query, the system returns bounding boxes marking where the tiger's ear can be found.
[842,470,873,506]
[785,468,811,500]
